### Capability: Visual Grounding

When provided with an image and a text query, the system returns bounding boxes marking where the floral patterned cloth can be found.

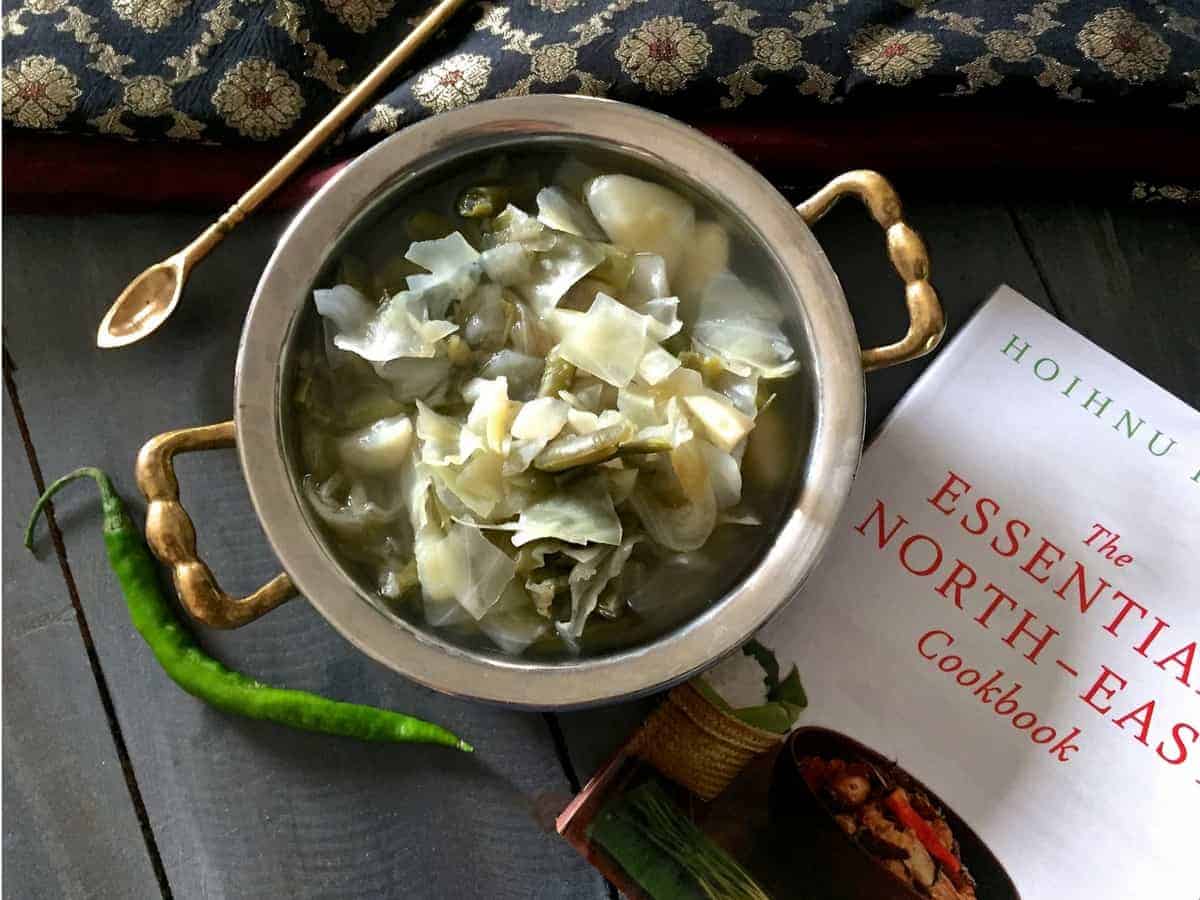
[2,0,1197,148]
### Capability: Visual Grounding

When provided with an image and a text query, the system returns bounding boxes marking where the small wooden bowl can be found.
[767,727,1020,900]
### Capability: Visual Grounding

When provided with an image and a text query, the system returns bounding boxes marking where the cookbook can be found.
[558,285,1200,900]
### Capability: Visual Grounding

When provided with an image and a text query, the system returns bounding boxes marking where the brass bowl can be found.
[137,96,943,709]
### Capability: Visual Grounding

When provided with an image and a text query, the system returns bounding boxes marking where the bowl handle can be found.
[797,170,946,371]
[136,420,295,628]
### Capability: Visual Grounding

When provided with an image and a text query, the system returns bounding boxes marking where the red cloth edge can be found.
[5,111,1197,214]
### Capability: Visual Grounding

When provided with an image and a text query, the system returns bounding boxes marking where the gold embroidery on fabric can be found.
[1036,56,1083,98]
[269,0,351,93]
[475,4,607,97]
[569,0,648,50]
[111,0,188,33]
[1131,181,1200,204]
[28,0,69,13]
[1155,3,1200,43]
[125,73,173,115]
[2,53,81,127]
[212,57,305,139]
[710,0,757,38]
[1172,68,1199,108]
[984,30,1038,62]
[1077,7,1171,83]
[1,9,29,38]
[366,102,403,133]
[10,0,230,139]
[531,42,578,82]
[56,5,135,82]
[712,1,845,108]
[848,25,942,86]
[477,4,541,53]
[164,110,206,139]
[89,105,136,136]
[322,0,395,35]
[165,0,244,84]
[615,15,712,94]
[529,0,578,12]
[87,72,208,139]
[412,53,492,113]
[4,0,1197,142]
[942,1,1088,101]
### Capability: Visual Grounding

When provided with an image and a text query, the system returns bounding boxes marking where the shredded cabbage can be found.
[373,357,453,404]
[327,291,459,363]
[536,186,606,241]
[336,414,414,474]
[303,476,403,537]
[478,350,543,401]
[479,581,550,654]
[585,175,695,278]
[405,232,482,319]
[512,474,621,547]
[555,293,651,388]
[629,440,718,552]
[415,520,515,621]
[626,253,670,304]
[297,166,803,654]
[558,535,643,642]
[692,272,799,378]
[511,397,569,440]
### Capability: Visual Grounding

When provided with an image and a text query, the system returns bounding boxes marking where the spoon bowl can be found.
[96,256,186,348]
[93,0,470,350]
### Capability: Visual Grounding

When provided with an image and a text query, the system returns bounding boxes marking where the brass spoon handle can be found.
[187,0,471,263]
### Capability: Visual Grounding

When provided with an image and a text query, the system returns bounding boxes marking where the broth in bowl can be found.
[289,148,810,659]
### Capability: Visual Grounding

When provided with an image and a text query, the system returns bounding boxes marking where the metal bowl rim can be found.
[235,95,865,709]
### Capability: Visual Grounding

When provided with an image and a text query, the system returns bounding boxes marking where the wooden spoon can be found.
[96,0,471,349]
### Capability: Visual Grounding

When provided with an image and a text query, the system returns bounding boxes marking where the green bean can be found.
[533,423,634,472]
[615,436,675,455]
[457,185,509,219]
[25,469,472,752]
[678,351,726,384]
[591,244,634,293]
[537,354,576,399]
[444,335,474,366]
[382,559,420,600]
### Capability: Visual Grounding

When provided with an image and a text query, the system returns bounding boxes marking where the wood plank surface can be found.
[1009,200,1200,405]
[3,368,162,899]
[5,185,1195,898]
[3,213,605,900]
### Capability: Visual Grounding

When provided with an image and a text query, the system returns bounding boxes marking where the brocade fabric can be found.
[2,1,1197,150]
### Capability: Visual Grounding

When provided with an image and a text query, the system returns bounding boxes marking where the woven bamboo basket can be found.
[630,681,783,801]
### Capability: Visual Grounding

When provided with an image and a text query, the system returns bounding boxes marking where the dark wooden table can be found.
[4,180,1197,899]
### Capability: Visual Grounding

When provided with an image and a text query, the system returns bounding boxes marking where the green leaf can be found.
[771,665,807,709]
[691,676,736,715]
[741,639,781,692]
[731,702,797,734]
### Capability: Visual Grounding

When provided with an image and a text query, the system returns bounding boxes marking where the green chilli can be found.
[25,468,472,753]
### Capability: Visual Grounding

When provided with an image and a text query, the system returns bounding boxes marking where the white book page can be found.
[753,285,1199,900]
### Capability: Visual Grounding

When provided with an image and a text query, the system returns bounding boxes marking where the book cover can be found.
[559,285,1199,900]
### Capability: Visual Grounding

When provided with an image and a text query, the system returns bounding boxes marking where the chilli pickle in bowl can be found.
[289,150,808,659]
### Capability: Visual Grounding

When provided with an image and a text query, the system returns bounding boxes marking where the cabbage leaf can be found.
[555,293,650,388]
[512,474,621,546]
